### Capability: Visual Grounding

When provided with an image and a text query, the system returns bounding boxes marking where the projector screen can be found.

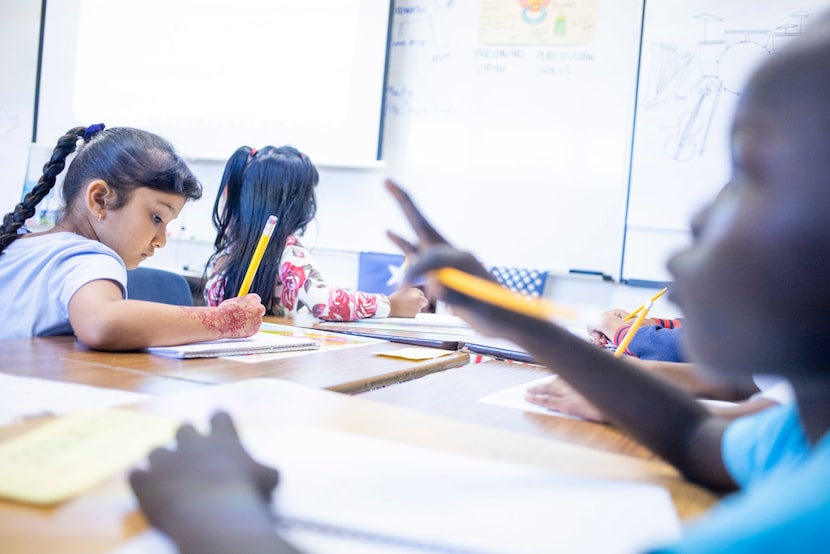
[36,0,391,165]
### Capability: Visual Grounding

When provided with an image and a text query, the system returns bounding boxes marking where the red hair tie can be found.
[249,147,257,157]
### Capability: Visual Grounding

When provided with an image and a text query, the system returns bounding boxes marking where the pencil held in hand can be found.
[623,287,668,322]
[238,215,278,296]
[614,301,652,357]
[434,268,575,321]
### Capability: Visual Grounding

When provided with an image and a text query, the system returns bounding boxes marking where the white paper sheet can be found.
[0,373,150,426]
[113,424,681,554]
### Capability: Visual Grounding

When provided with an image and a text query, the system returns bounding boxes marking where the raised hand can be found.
[385,179,542,339]
[385,179,493,283]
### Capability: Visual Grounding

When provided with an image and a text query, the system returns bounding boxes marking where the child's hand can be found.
[388,287,429,317]
[588,309,662,346]
[525,377,607,423]
[587,309,630,345]
[215,294,265,338]
[385,180,494,284]
[129,412,281,549]
[386,179,539,340]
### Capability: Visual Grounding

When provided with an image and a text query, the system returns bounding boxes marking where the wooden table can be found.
[359,359,659,460]
[0,327,469,394]
[0,379,718,553]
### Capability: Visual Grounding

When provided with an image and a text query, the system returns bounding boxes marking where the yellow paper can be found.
[374,347,452,361]
[0,409,178,505]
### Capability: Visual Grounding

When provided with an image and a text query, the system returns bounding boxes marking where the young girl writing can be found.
[0,125,264,349]
[204,145,427,321]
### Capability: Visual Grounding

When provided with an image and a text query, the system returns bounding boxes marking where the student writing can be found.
[203,145,427,321]
[0,125,264,349]
[590,309,686,361]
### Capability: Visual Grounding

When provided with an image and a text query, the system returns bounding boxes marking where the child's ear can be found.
[85,179,115,218]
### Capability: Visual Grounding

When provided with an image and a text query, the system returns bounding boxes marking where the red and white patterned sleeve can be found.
[278,237,391,321]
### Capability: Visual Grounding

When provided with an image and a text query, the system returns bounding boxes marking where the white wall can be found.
[3,1,685,320]
[0,0,40,217]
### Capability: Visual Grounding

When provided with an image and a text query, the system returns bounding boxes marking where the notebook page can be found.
[0,409,177,505]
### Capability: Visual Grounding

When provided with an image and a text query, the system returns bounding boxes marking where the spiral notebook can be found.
[146,332,319,359]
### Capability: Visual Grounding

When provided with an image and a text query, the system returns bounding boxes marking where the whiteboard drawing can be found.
[385,1,459,117]
[479,0,598,45]
[391,0,455,57]
[642,11,812,161]
[519,0,551,25]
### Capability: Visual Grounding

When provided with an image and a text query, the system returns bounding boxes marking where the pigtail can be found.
[0,126,86,255]
[211,146,253,253]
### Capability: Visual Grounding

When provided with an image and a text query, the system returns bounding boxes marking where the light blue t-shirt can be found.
[653,402,830,553]
[0,232,126,339]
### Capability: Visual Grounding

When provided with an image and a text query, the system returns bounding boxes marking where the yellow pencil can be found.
[237,215,278,296]
[614,300,652,357]
[433,267,575,321]
[623,287,668,322]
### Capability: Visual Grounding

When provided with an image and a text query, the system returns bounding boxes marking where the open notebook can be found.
[117,425,681,554]
[146,331,319,359]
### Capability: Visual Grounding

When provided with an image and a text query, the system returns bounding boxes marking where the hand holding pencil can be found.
[588,309,657,347]
[623,287,668,322]
[385,179,577,340]
[585,287,669,357]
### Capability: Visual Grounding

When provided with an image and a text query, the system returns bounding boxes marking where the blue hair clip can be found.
[83,123,106,141]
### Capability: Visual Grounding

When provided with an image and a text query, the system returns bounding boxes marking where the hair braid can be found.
[0,127,86,255]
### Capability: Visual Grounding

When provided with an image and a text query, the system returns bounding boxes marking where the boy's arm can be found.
[635,360,760,401]
[456,290,735,489]
[386,179,737,491]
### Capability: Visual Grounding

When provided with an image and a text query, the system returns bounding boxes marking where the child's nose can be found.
[153,230,167,249]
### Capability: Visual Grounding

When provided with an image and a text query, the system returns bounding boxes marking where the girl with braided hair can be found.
[0,125,264,349]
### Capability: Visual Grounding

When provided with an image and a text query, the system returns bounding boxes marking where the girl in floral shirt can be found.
[204,145,427,320]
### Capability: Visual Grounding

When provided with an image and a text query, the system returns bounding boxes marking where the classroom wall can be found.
[0,0,39,217]
[5,1,819,317]
[622,0,824,282]
[22,0,645,283]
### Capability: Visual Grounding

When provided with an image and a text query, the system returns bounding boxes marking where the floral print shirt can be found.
[205,235,391,321]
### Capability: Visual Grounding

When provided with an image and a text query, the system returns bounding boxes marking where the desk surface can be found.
[359,359,658,461]
[0,324,469,395]
[0,379,717,553]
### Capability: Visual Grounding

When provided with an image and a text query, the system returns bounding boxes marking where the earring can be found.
[97,213,104,223]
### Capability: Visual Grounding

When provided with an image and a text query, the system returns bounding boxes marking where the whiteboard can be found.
[329,0,644,277]
[35,0,391,166]
[0,0,39,216]
[30,0,646,278]
[623,0,824,282]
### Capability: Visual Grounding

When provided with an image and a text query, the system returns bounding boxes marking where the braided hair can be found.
[0,125,202,256]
